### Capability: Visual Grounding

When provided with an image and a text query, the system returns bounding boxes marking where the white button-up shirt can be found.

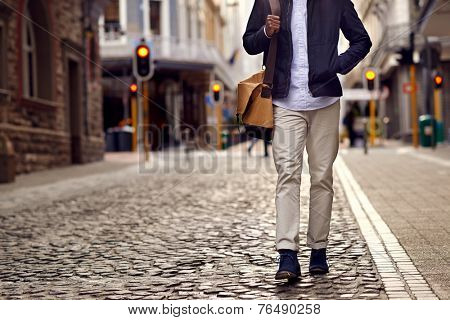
[272,0,339,111]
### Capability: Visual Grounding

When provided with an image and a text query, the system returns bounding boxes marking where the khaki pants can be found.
[272,101,340,251]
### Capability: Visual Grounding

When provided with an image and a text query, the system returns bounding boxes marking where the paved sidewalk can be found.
[0,153,136,193]
[0,153,137,211]
[0,151,385,299]
[341,145,450,299]
[416,144,450,162]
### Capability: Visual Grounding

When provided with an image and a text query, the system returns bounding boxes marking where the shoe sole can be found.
[309,267,329,275]
[275,271,300,280]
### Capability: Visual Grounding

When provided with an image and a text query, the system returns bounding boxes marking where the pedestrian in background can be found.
[344,103,361,147]
[247,138,270,157]
[243,0,371,280]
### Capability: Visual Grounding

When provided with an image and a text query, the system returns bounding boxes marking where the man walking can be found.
[243,0,371,279]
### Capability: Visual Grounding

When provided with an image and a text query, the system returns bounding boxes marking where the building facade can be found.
[99,0,261,149]
[0,0,108,174]
[342,0,450,142]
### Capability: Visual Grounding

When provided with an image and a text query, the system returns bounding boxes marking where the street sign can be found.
[342,87,389,101]
[402,82,418,94]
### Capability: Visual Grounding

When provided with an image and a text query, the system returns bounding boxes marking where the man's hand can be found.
[265,15,280,38]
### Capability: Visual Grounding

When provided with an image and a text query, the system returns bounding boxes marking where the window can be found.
[0,20,5,89]
[169,0,178,38]
[149,0,161,35]
[197,8,203,40]
[22,9,38,98]
[104,0,119,25]
[186,3,192,39]
[104,0,121,40]
[22,0,53,100]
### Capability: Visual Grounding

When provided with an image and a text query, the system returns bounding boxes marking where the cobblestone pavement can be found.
[341,145,450,299]
[0,152,386,299]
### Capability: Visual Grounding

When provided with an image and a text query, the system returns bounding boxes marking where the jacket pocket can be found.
[309,44,338,82]
[330,51,340,74]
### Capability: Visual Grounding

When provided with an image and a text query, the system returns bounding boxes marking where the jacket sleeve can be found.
[243,0,271,55]
[336,0,372,74]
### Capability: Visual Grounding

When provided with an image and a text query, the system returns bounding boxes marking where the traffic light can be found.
[365,68,377,91]
[133,40,153,81]
[433,73,443,89]
[129,83,138,95]
[397,33,415,65]
[211,81,224,104]
[136,44,150,77]
[397,48,414,65]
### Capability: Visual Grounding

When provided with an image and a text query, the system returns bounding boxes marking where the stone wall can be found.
[0,0,105,175]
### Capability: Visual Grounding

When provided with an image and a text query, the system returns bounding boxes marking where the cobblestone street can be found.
[0,151,386,300]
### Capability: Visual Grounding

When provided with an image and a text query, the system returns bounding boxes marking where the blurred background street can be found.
[0,0,449,300]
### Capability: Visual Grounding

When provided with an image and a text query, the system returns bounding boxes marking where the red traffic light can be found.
[137,45,150,58]
[211,82,223,103]
[134,42,152,79]
[130,83,138,93]
[434,75,443,88]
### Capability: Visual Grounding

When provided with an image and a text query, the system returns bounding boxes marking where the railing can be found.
[100,33,238,87]
[103,22,124,41]
[150,36,223,66]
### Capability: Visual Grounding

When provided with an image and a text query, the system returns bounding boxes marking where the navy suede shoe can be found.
[275,249,301,280]
[309,248,329,274]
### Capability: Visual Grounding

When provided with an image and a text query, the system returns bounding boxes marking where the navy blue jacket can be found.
[243,0,372,98]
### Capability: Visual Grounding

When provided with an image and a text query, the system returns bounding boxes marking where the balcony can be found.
[100,34,237,88]
[103,21,124,42]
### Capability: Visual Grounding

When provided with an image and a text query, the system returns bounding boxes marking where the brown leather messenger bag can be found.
[236,0,280,141]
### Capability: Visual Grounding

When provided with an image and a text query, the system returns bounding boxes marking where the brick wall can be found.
[0,0,105,175]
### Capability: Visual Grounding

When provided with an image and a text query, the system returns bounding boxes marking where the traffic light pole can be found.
[210,81,224,150]
[137,81,144,158]
[363,68,378,148]
[133,39,154,159]
[131,93,138,152]
[143,81,150,161]
[434,88,442,122]
[410,64,419,148]
[369,96,376,146]
[216,102,222,150]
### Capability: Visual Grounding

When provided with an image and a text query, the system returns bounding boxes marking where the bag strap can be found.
[261,0,281,98]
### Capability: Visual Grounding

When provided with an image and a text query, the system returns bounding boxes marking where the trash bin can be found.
[221,130,231,150]
[0,134,16,183]
[116,126,133,152]
[116,129,132,151]
[436,121,445,143]
[418,115,437,148]
[105,126,133,152]
[105,128,117,152]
